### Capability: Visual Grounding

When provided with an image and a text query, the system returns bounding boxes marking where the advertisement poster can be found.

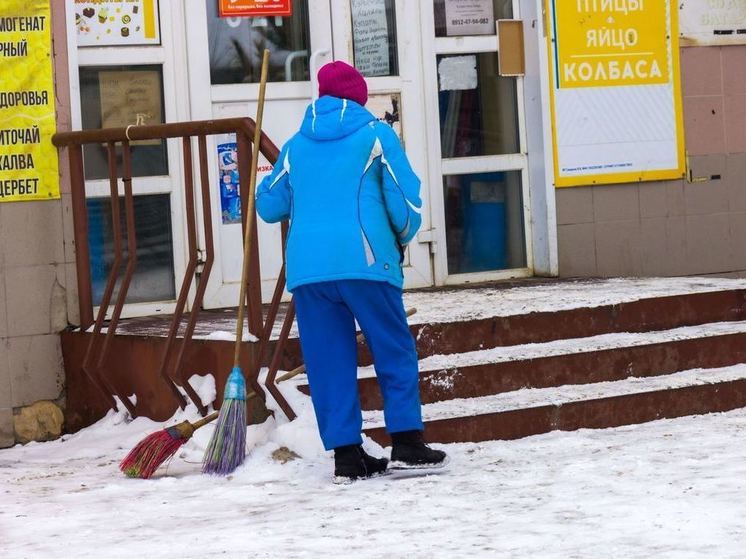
[679,0,746,46]
[219,0,292,18]
[0,0,60,202]
[217,139,241,224]
[98,70,162,145]
[351,0,390,77]
[546,0,685,187]
[75,0,160,46]
[444,0,494,36]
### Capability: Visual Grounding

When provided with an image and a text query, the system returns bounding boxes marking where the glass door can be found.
[186,0,433,309]
[68,0,189,318]
[423,0,533,285]
[185,1,333,309]
[329,0,434,290]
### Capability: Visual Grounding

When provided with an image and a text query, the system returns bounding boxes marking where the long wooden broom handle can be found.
[233,49,271,367]
[192,410,220,430]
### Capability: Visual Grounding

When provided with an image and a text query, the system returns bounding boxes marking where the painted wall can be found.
[0,1,73,448]
[556,45,746,278]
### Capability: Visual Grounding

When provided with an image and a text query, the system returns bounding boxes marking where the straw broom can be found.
[118,308,416,479]
[201,49,271,476]
[120,411,218,479]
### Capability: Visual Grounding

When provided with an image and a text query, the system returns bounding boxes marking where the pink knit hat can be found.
[317,61,368,106]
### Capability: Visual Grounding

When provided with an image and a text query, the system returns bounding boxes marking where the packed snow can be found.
[363,364,746,426]
[354,319,746,376]
[403,276,746,324]
[2,373,746,558]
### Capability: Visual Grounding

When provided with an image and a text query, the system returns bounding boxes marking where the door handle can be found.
[309,48,331,99]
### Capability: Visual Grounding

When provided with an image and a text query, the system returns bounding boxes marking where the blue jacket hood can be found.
[300,96,376,141]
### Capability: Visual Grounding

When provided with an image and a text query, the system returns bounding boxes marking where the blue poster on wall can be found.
[217,140,241,224]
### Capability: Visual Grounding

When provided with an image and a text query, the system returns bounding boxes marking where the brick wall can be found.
[556,45,746,278]
[0,1,73,448]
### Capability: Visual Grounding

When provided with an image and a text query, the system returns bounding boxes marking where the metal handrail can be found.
[53,118,286,417]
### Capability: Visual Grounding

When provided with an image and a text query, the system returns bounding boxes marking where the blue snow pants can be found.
[293,279,424,450]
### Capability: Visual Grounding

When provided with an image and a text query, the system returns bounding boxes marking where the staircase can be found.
[290,279,746,445]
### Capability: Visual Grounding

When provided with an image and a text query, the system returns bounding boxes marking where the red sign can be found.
[219,0,292,18]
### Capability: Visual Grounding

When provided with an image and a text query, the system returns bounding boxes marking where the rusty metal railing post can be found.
[68,145,94,331]
[265,298,297,420]
[92,141,138,417]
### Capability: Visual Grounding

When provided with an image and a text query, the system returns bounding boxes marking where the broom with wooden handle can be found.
[119,305,418,479]
[201,49,271,476]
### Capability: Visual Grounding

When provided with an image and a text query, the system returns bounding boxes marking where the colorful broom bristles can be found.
[120,411,219,479]
[202,367,247,475]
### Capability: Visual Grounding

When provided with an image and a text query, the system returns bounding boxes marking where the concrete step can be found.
[401,288,746,361]
[296,320,746,410]
[361,364,746,445]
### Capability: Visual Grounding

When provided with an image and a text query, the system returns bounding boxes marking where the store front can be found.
[66,0,554,316]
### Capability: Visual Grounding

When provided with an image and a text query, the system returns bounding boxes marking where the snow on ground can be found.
[2,373,746,558]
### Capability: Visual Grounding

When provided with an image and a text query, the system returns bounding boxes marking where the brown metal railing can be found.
[52,118,296,418]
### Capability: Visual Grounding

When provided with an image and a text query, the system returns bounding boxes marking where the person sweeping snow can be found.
[256,61,447,483]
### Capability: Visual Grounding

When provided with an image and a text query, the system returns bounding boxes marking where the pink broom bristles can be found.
[120,429,185,479]
[120,411,219,479]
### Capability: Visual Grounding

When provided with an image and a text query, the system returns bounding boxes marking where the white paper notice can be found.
[438,55,478,91]
[444,0,494,36]
[351,0,390,77]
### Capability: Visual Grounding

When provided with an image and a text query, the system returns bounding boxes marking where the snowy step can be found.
[403,286,746,361]
[295,320,746,410]
[362,364,746,444]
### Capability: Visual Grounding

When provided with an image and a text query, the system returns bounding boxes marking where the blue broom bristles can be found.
[202,367,247,475]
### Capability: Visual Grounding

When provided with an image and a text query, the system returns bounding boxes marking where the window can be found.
[87,194,176,305]
[351,0,399,77]
[79,65,168,180]
[443,171,526,274]
[437,52,519,158]
[434,0,512,38]
[207,0,311,84]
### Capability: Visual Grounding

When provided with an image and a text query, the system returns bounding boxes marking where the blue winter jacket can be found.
[255,96,422,292]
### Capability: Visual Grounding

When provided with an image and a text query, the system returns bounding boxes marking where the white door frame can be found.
[329,0,434,289]
[419,0,548,286]
[65,0,191,319]
[186,1,434,309]
[184,1,335,309]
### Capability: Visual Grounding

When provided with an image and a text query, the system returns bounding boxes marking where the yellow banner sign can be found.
[0,0,59,202]
[546,0,685,187]
[555,0,670,89]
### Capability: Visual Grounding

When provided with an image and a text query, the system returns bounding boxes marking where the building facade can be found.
[1,0,745,447]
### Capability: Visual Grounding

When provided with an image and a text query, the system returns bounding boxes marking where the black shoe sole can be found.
[332,469,392,485]
[389,455,450,470]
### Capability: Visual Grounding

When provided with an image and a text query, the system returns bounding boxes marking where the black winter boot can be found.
[333,445,389,484]
[390,430,448,469]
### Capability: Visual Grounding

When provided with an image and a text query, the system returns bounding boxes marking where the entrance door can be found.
[184,1,433,309]
[69,0,190,318]
[422,0,534,285]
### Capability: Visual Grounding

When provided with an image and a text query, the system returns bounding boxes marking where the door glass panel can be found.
[434,0,512,37]
[437,52,519,157]
[444,170,526,274]
[87,194,176,304]
[79,65,168,180]
[350,0,399,77]
[207,0,311,84]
